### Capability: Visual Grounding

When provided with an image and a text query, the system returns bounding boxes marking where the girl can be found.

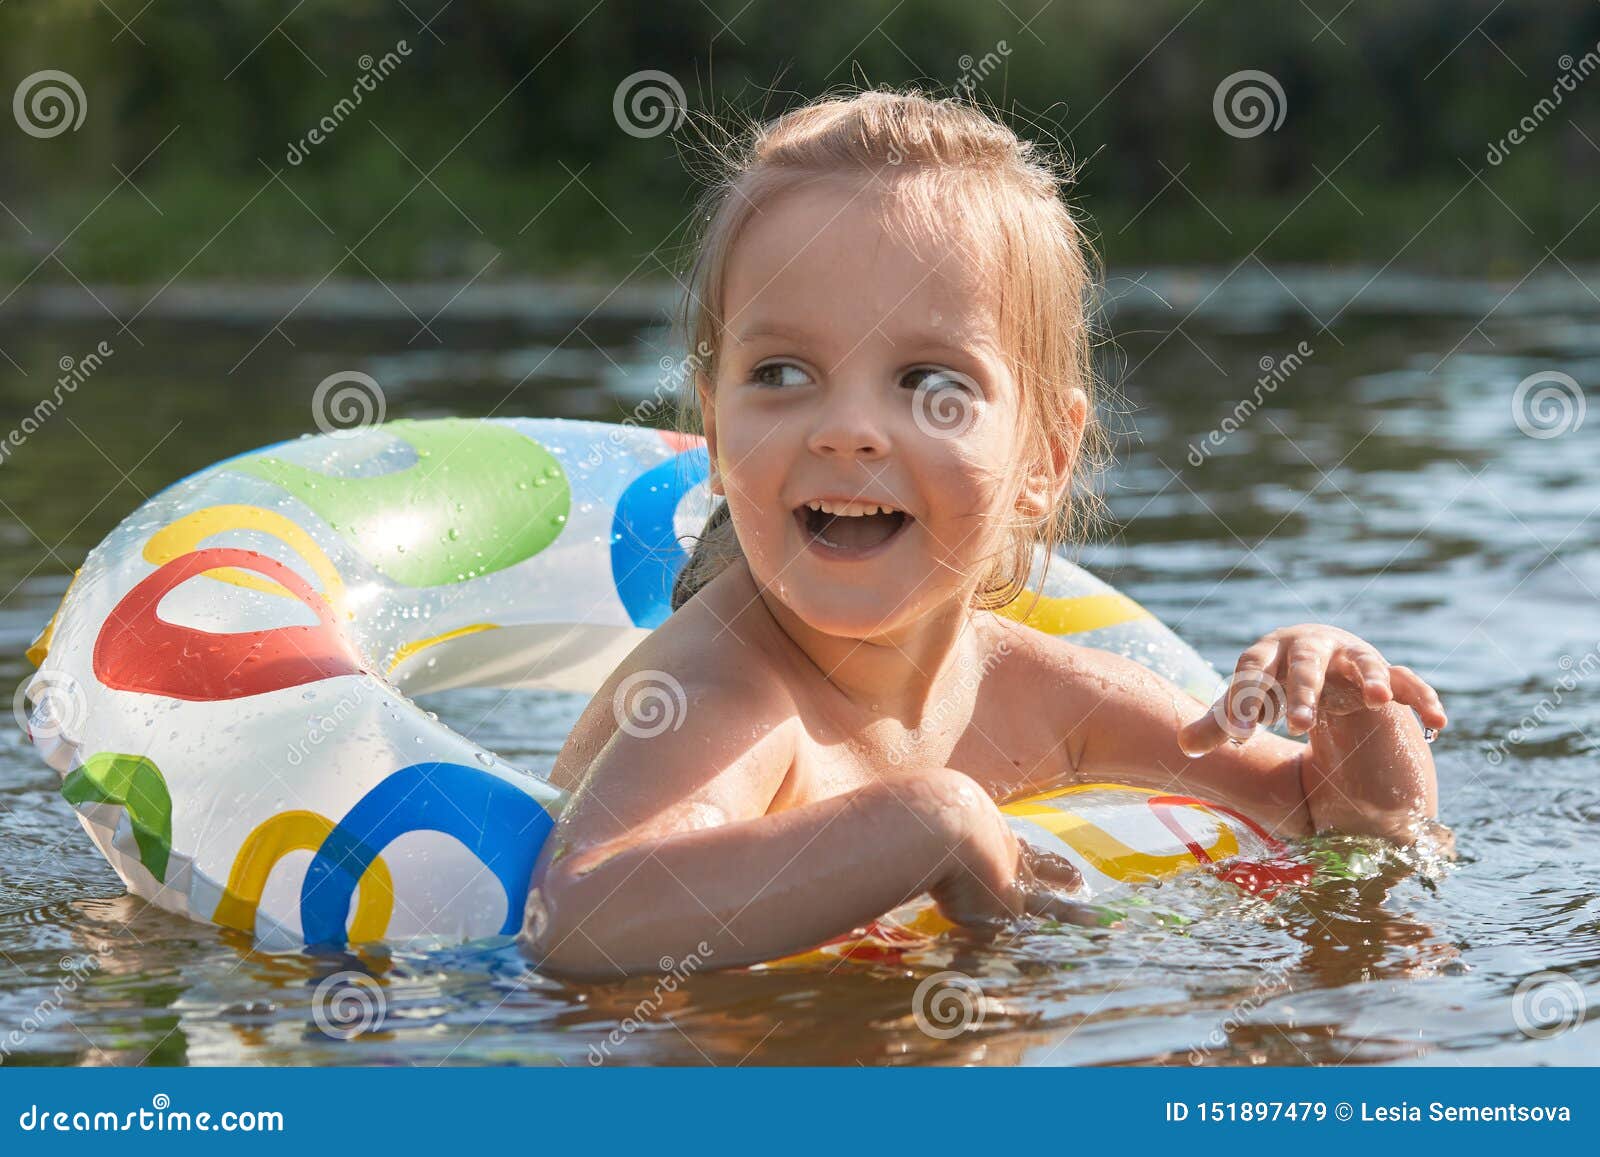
[520,91,1447,980]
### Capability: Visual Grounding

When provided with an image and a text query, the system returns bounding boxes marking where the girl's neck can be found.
[747,564,981,725]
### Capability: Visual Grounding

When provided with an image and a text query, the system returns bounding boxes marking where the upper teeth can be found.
[805,499,898,517]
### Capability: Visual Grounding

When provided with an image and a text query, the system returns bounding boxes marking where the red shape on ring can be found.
[93,547,362,701]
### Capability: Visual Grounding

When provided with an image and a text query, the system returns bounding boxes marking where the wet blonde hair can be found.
[671,88,1110,614]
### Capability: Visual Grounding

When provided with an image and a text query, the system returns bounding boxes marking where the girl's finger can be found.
[1284,636,1331,735]
[1025,889,1120,928]
[1239,668,1288,730]
[1389,664,1448,729]
[1343,646,1394,707]
[1181,637,1286,755]
[1178,699,1231,757]
[1228,639,1283,729]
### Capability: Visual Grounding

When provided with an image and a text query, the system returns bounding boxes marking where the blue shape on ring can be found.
[299,762,555,947]
[611,446,710,628]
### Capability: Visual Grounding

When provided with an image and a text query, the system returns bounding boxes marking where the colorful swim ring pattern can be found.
[23,417,1258,959]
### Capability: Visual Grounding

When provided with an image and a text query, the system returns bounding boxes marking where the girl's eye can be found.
[749,361,812,389]
[901,366,978,396]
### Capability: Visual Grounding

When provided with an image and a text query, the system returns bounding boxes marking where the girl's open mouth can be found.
[793,498,912,561]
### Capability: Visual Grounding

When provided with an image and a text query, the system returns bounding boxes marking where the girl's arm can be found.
[522,670,1089,980]
[1051,625,1445,843]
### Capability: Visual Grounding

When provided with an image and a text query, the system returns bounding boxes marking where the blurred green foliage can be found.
[1,0,1597,284]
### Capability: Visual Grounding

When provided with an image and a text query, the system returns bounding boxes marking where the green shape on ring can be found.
[63,753,174,884]
[233,418,571,587]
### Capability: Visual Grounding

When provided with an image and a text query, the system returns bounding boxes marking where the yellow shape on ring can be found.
[387,623,499,674]
[996,591,1151,636]
[214,811,394,943]
[143,504,345,609]
[1003,783,1238,881]
[26,568,81,667]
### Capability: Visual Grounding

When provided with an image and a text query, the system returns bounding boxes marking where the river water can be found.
[0,270,1595,1065]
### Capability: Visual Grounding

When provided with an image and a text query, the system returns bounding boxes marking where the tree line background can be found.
[3,0,1598,286]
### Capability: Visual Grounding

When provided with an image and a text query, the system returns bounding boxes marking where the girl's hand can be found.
[1178,624,1448,756]
[929,784,1106,930]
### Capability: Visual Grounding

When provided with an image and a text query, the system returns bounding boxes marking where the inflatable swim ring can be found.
[21,417,1308,962]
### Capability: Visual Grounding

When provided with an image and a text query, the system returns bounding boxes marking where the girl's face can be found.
[701,177,1062,640]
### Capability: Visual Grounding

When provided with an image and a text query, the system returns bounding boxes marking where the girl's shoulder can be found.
[976,608,1193,717]
[547,567,801,792]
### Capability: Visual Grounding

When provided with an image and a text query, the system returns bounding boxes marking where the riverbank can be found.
[3,266,1598,333]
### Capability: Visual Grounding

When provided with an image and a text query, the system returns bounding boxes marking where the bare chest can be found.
[775,688,1073,810]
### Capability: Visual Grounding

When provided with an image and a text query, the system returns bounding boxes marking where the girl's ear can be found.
[1016,387,1087,518]
[697,374,725,496]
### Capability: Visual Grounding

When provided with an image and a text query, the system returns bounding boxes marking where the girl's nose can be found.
[807,394,891,459]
